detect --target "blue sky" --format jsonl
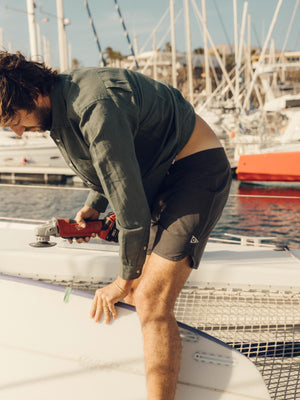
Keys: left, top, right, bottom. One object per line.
{"left": 0, "top": 0, "right": 299, "bottom": 69}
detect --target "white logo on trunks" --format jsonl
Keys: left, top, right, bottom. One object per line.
{"left": 190, "top": 235, "right": 199, "bottom": 244}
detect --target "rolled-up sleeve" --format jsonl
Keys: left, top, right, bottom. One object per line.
{"left": 85, "top": 189, "right": 108, "bottom": 212}
{"left": 80, "top": 100, "right": 151, "bottom": 280}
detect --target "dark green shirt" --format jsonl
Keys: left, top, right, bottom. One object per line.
{"left": 49, "top": 67, "right": 195, "bottom": 280}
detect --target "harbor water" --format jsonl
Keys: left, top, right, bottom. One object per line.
{"left": 0, "top": 178, "right": 299, "bottom": 249}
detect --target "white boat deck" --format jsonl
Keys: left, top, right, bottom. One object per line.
{"left": 1, "top": 221, "right": 300, "bottom": 400}
{"left": 1, "top": 221, "right": 299, "bottom": 292}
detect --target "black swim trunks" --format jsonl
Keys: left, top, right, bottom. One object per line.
{"left": 147, "top": 147, "right": 232, "bottom": 268}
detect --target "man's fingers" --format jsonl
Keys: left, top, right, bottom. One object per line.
{"left": 95, "top": 296, "right": 103, "bottom": 322}
{"left": 90, "top": 291, "right": 117, "bottom": 324}
{"left": 103, "top": 304, "right": 111, "bottom": 324}
{"left": 110, "top": 303, "right": 117, "bottom": 320}
{"left": 89, "top": 295, "right": 98, "bottom": 318}
{"left": 103, "top": 303, "right": 117, "bottom": 324}
{"left": 75, "top": 215, "right": 86, "bottom": 229}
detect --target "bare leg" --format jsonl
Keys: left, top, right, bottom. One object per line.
{"left": 123, "top": 255, "right": 150, "bottom": 306}
{"left": 133, "top": 252, "right": 192, "bottom": 400}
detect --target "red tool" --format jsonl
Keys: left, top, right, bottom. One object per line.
{"left": 30, "top": 214, "right": 117, "bottom": 247}
{"left": 56, "top": 218, "right": 104, "bottom": 239}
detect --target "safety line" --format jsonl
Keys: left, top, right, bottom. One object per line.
{"left": 230, "top": 194, "right": 300, "bottom": 200}
{"left": 84, "top": 0, "right": 106, "bottom": 67}
{"left": 113, "top": 0, "right": 139, "bottom": 70}
{"left": 0, "top": 216, "right": 47, "bottom": 223}
{"left": 1, "top": 184, "right": 299, "bottom": 199}
{"left": 284, "top": 247, "right": 300, "bottom": 265}
{"left": 209, "top": 236, "right": 275, "bottom": 248}
{"left": 0, "top": 183, "right": 89, "bottom": 191}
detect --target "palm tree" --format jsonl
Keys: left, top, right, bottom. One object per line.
{"left": 105, "top": 47, "right": 123, "bottom": 66}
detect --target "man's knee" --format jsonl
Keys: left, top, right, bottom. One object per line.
{"left": 134, "top": 285, "right": 156, "bottom": 315}
{"left": 133, "top": 253, "right": 192, "bottom": 324}
{"left": 134, "top": 283, "right": 175, "bottom": 329}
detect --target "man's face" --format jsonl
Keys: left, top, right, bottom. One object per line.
{"left": 9, "top": 104, "right": 52, "bottom": 136}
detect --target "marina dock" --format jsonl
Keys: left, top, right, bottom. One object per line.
{"left": 0, "top": 165, "right": 77, "bottom": 184}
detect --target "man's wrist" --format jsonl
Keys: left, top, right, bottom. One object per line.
{"left": 115, "top": 275, "right": 134, "bottom": 290}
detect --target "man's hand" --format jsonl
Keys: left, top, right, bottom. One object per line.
{"left": 90, "top": 276, "right": 134, "bottom": 324}
{"left": 68, "top": 205, "right": 100, "bottom": 244}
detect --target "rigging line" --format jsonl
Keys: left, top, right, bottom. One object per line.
{"left": 83, "top": 0, "right": 106, "bottom": 67}
{"left": 293, "top": 24, "right": 300, "bottom": 50}
{"left": 113, "top": 0, "right": 139, "bottom": 70}
{"left": 0, "top": 183, "right": 89, "bottom": 191}
{"left": 215, "top": 1, "right": 254, "bottom": 111}
{"left": 242, "top": 0, "right": 284, "bottom": 112}
{"left": 279, "top": 0, "right": 300, "bottom": 58}
{"left": 0, "top": 216, "right": 47, "bottom": 223}
{"left": 284, "top": 247, "right": 300, "bottom": 265}
{"left": 211, "top": 0, "right": 252, "bottom": 108}
{"left": 0, "top": 184, "right": 299, "bottom": 198}
{"left": 191, "top": 0, "right": 236, "bottom": 104}
{"left": 212, "top": 0, "right": 234, "bottom": 55}
{"left": 196, "top": 64, "right": 237, "bottom": 111}
{"left": 1, "top": 184, "right": 299, "bottom": 199}
{"left": 38, "top": 1, "right": 58, "bottom": 19}
{"left": 140, "top": 9, "right": 183, "bottom": 75}
{"left": 251, "top": 21, "right": 262, "bottom": 49}
{"left": 209, "top": 236, "right": 275, "bottom": 248}
{"left": 230, "top": 194, "right": 300, "bottom": 200}
{"left": 138, "top": 6, "right": 170, "bottom": 55}
{"left": 4, "top": 0, "right": 27, "bottom": 15}
{"left": 193, "top": 6, "right": 219, "bottom": 84}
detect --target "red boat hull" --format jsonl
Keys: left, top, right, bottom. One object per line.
{"left": 237, "top": 152, "right": 300, "bottom": 182}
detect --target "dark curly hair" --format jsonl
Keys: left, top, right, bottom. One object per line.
{"left": 0, "top": 51, "right": 59, "bottom": 126}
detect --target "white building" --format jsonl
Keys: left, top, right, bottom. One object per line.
{"left": 120, "top": 50, "right": 220, "bottom": 75}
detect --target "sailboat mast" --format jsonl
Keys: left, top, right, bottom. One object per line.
{"left": 242, "top": 0, "right": 283, "bottom": 112}
{"left": 170, "top": 0, "right": 177, "bottom": 88}
{"left": 184, "top": 0, "right": 193, "bottom": 103}
{"left": 152, "top": 30, "right": 158, "bottom": 80}
{"left": 236, "top": 1, "right": 248, "bottom": 107}
{"left": 56, "top": 0, "right": 68, "bottom": 71}
{"left": 0, "top": 28, "right": 3, "bottom": 50}
{"left": 279, "top": 0, "right": 300, "bottom": 80}
{"left": 26, "top": 0, "right": 38, "bottom": 61}
{"left": 233, "top": 0, "right": 239, "bottom": 109}
{"left": 202, "top": 0, "right": 211, "bottom": 97}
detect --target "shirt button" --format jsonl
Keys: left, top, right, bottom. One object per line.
{"left": 55, "top": 138, "right": 60, "bottom": 143}
{"left": 68, "top": 163, "right": 72, "bottom": 167}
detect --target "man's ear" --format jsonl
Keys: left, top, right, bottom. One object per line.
{"left": 34, "top": 93, "right": 51, "bottom": 108}
{"left": 33, "top": 93, "right": 43, "bottom": 106}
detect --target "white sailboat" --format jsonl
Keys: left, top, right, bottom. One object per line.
{"left": 0, "top": 1, "right": 299, "bottom": 398}
{"left": 0, "top": 218, "right": 299, "bottom": 399}
{"left": 0, "top": 129, "right": 75, "bottom": 183}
